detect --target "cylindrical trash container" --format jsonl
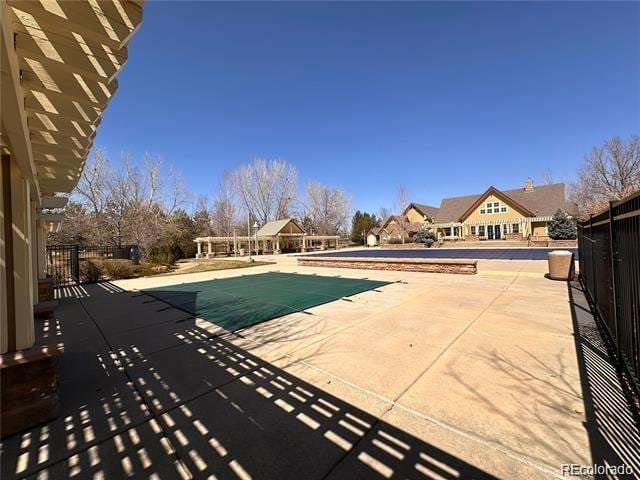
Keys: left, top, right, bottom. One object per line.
{"left": 239, "top": 248, "right": 246, "bottom": 256}
{"left": 548, "top": 250, "right": 574, "bottom": 280}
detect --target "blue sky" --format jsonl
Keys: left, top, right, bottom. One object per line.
{"left": 94, "top": 1, "right": 640, "bottom": 213}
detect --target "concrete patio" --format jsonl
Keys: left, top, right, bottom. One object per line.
{"left": 1, "top": 262, "right": 638, "bottom": 479}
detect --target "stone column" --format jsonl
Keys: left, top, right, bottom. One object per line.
{"left": 207, "top": 240, "right": 212, "bottom": 258}
{"left": 197, "top": 241, "right": 202, "bottom": 258}
{"left": 301, "top": 235, "right": 307, "bottom": 252}
{"left": 275, "top": 235, "right": 281, "bottom": 254}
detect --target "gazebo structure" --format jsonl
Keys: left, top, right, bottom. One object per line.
{"left": 195, "top": 218, "right": 340, "bottom": 257}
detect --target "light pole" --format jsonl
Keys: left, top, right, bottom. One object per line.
{"left": 253, "top": 221, "right": 259, "bottom": 255}
{"left": 246, "top": 211, "right": 253, "bottom": 262}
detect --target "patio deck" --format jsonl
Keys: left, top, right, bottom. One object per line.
{"left": 1, "top": 264, "right": 638, "bottom": 479}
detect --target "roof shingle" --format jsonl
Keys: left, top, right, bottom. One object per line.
{"left": 256, "top": 218, "right": 304, "bottom": 236}
{"left": 409, "top": 203, "right": 440, "bottom": 220}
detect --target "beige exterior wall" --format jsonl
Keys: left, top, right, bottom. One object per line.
{"left": 367, "top": 233, "right": 378, "bottom": 246}
{"left": 405, "top": 207, "right": 426, "bottom": 224}
{"left": 463, "top": 194, "right": 528, "bottom": 223}
{"left": 382, "top": 221, "right": 402, "bottom": 238}
{"left": 532, "top": 222, "right": 548, "bottom": 237}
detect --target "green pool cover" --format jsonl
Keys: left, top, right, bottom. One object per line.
{"left": 143, "top": 272, "right": 390, "bottom": 332}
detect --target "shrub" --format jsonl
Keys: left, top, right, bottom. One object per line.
{"left": 101, "top": 259, "right": 135, "bottom": 280}
{"left": 548, "top": 209, "right": 577, "bottom": 240}
{"left": 80, "top": 259, "right": 103, "bottom": 283}
{"left": 414, "top": 226, "right": 437, "bottom": 244}
{"left": 387, "top": 236, "right": 403, "bottom": 244}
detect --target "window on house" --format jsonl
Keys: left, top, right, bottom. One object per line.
{"left": 493, "top": 202, "right": 499, "bottom": 208}
{"left": 480, "top": 209, "right": 486, "bottom": 214}
{"left": 478, "top": 225, "right": 485, "bottom": 236}
{"left": 512, "top": 223, "right": 519, "bottom": 233}
{"left": 444, "top": 227, "right": 451, "bottom": 236}
{"left": 486, "top": 208, "right": 493, "bottom": 214}
{"left": 500, "top": 207, "right": 507, "bottom": 213}
{"left": 471, "top": 226, "right": 476, "bottom": 235}
{"left": 486, "top": 202, "right": 492, "bottom": 208}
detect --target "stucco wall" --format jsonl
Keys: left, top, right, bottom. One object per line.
{"left": 532, "top": 222, "right": 548, "bottom": 237}
{"left": 405, "top": 207, "right": 426, "bottom": 224}
{"left": 463, "top": 193, "right": 528, "bottom": 222}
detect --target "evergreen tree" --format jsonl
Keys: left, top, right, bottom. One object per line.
{"left": 350, "top": 211, "right": 380, "bottom": 243}
{"left": 414, "top": 225, "right": 437, "bottom": 244}
{"left": 547, "top": 209, "right": 577, "bottom": 240}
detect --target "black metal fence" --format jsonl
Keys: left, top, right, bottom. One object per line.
{"left": 577, "top": 191, "right": 640, "bottom": 390}
{"left": 46, "top": 244, "right": 139, "bottom": 287}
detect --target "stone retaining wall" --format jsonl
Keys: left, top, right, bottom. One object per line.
{"left": 529, "top": 239, "right": 578, "bottom": 248}
{"left": 298, "top": 257, "right": 477, "bottom": 274}
{"left": 379, "top": 243, "right": 427, "bottom": 249}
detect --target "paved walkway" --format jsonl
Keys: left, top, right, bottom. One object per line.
{"left": 1, "top": 265, "right": 638, "bottom": 479}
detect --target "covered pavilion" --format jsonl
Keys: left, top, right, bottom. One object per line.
{"left": 195, "top": 218, "right": 340, "bottom": 257}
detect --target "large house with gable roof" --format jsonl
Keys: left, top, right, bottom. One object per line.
{"left": 379, "top": 179, "right": 571, "bottom": 242}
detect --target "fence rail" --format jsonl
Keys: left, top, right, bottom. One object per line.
{"left": 46, "top": 244, "right": 139, "bottom": 287}
{"left": 577, "top": 190, "right": 640, "bottom": 391}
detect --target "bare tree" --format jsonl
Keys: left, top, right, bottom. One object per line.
{"left": 541, "top": 168, "right": 556, "bottom": 185}
{"left": 304, "top": 181, "right": 352, "bottom": 235}
{"left": 66, "top": 148, "right": 191, "bottom": 252}
{"left": 74, "top": 148, "right": 112, "bottom": 244}
{"left": 378, "top": 207, "right": 392, "bottom": 222}
{"left": 75, "top": 147, "right": 111, "bottom": 214}
{"left": 234, "top": 158, "right": 298, "bottom": 224}
{"left": 571, "top": 135, "right": 640, "bottom": 216}
{"left": 211, "top": 170, "right": 239, "bottom": 236}
{"left": 393, "top": 186, "right": 412, "bottom": 242}
{"left": 393, "top": 186, "right": 411, "bottom": 215}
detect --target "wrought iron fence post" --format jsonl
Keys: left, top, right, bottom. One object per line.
{"left": 608, "top": 201, "right": 621, "bottom": 364}
{"left": 589, "top": 214, "right": 596, "bottom": 306}
{"left": 71, "top": 244, "right": 80, "bottom": 283}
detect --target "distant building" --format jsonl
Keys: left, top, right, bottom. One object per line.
{"left": 380, "top": 179, "right": 570, "bottom": 242}
{"left": 378, "top": 203, "right": 439, "bottom": 243}
{"left": 366, "top": 227, "right": 381, "bottom": 246}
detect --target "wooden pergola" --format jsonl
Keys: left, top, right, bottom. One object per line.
{"left": 1, "top": 0, "right": 143, "bottom": 354}
{"left": 194, "top": 219, "right": 340, "bottom": 257}
{"left": 427, "top": 216, "right": 555, "bottom": 240}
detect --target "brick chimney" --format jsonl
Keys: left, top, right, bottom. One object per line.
{"left": 524, "top": 177, "right": 534, "bottom": 192}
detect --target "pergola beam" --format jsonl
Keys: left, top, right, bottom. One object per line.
{"left": 8, "top": 1, "right": 142, "bottom": 51}
{"left": 3, "top": 1, "right": 142, "bottom": 196}
{"left": 14, "top": 27, "right": 129, "bottom": 83}
{"left": 40, "top": 195, "right": 68, "bottom": 209}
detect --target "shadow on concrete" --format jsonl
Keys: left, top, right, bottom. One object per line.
{"left": 566, "top": 280, "right": 640, "bottom": 477}
{"left": 1, "top": 281, "right": 498, "bottom": 479}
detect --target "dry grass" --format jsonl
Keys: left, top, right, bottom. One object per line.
{"left": 167, "top": 259, "right": 275, "bottom": 275}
